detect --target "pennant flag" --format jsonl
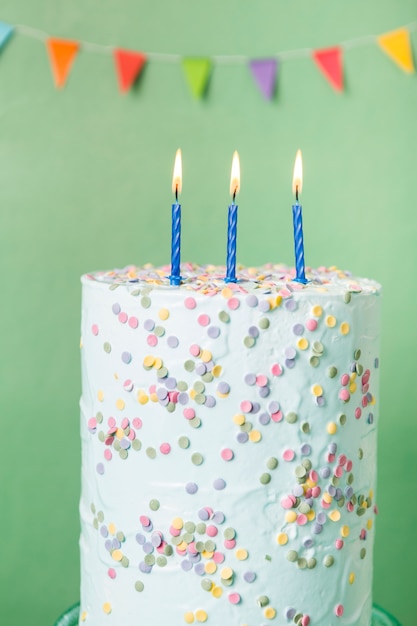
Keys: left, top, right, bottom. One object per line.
{"left": 0, "top": 21, "right": 14, "bottom": 51}
{"left": 248, "top": 58, "right": 277, "bottom": 100}
{"left": 182, "top": 58, "right": 212, "bottom": 99}
{"left": 312, "top": 46, "right": 343, "bottom": 92}
{"left": 377, "top": 28, "right": 414, "bottom": 73}
{"left": 113, "top": 49, "right": 147, "bottom": 92}
{"left": 46, "top": 38, "right": 80, "bottom": 88}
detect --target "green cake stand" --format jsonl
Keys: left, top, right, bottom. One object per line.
{"left": 54, "top": 603, "right": 401, "bottom": 625}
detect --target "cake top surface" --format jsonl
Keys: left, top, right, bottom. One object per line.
{"left": 82, "top": 263, "right": 381, "bottom": 297}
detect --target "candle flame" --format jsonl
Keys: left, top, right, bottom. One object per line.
{"left": 292, "top": 149, "right": 303, "bottom": 195}
{"left": 172, "top": 149, "right": 182, "bottom": 196}
{"left": 230, "top": 150, "right": 240, "bottom": 198}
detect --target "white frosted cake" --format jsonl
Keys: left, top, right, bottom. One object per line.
{"left": 79, "top": 263, "right": 381, "bottom": 625}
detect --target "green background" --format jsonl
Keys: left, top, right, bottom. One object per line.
{"left": 0, "top": 0, "right": 416, "bottom": 624}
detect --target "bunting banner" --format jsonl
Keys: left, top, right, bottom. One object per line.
{"left": 2, "top": 19, "right": 417, "bottom": 98}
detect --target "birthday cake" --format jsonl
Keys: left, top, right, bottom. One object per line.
{"left": 79, "top": 263, "right": 381, "bottom": 626}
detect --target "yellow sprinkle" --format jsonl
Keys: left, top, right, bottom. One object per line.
{"left": 158, "top": 308, "right": 169, "bottom": 320}
{"left": 367, "top": 519, "right": 373, "bottom": 530}
{"left": 268, "top": 297, "right": 276, "bottom": 309}
{"left": 195, "top": 610, "right": 208, "bottom": 623}
{"left": 326, "top": 315, "right": 336, "bottom": 327}
{"left": 275, "top": 295, "right": 283, "bottom": 307}
{"left": 312, "top": 304, "right": 323, "bottom": 317}
{"left": 102, "top": 603, "right": 112, "bottom": 614}
{"left": 277, "top": 533, "right": 288, "bottom": 546}
{"left": 138, "top": 391, "right": 149, "bottom": 405}
{"left": 153, "top": 357, "right": 163, "bottom": 370}
{"left": 114, "top": 373, "right": 119, "bottom": 380}
{"left": 172, "top": 517, "right": 184, "bottom": 530}
{"left": 311, "top": 384, "right": 323, "bottom": 397}
{"left": 306, "top": 477, "right": 316, "bottom": 488}
{"left": 184, "top": 612, "right": 195, "bottom": 624}
{"left": 323, "top": 492, "right": 333, "bottom": 504}
{"left": 80, "top": 611, "right": 87, "bottom": 622}
{"left": 349, "top": 572, "right": 355, "bottom": 585}
{"left": 349, "top": 382, "right": 357, "bottom": 394}
{"left": 212, "top": 585, "right": 223, "bottom": 598}
{"left": 340, "top": 322, "right": 350, "bottom": 335}
{"left": 235, "top": 548, "right": 248, "bottom": 561}
{"left": 205, "top": 561, "right": 217, "bottom": 574}
{"left": 249, "top": 430, "right": 262, "bottom": 443}
{"left": 285, "top": 511, "right": 297, "bottom": 523}
{"left": 264, "top": 607, "right": 277, "bottom": 619}
{"left": 329, "top": 510, "right": 341, "bottom": 522}
{"left": 233, "top": 414, "right": 246, "bottom": 426}
{"left": 350, "top": 372, "right": 357, "bottom": 381}
{"left": 221, "top": 566, "right": 234, "bottom": 580}
{"left": 370, "top": 395, "right": 376, "bottom": 405}
{"left": 369, "top": 489, "right": 374, "bottom": 499}
{"left": 222, "top": 287, "right": 233, "bottom": 298}
{"left": 97, "top": 390, "right": 104, "bottom": 402}
{"left": 297, "top": 337, "right": 309, "bottom": 350}
{"left": 150, "top": 393, "right": 158, "bottom": 403}
{"left": 200, "top": 350, "right": 212, "bottom": 363}
{"left": 143, "top": 355, "right": 155, "bottom": 367}
{"left": 177, "top": 541, "right": 188, "bottom": 552}
{"left": 306, "top": 510, "right": 315, "bottom": 521}
{"left": 217, "top": 392, "right": 229, "bottom": 399}
{"left": 202, "top": 550, "right": 214, "bottom": 559}
{"left": 108, "top": 523, "right": 116, "bottom": 535}
{"left": 212, "top": 365, "right": 222, "bottom": 377}
{"left": 116, "top": 428, "right": 124, "bottom": 440}
{"left": 327, "top": 422, "right": 337, "bottom": 435}
{"left": 112, "top": 549, "right": 123, "bottom": 561}
{"left": 341, "top": 525, "right": 350, "bottom": 537}
{"left": 116, "top": 398, "right": 125, "bottom": 411}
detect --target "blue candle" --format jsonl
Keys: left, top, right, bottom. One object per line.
{"left": 225, "top": 151, "right": 240, "bottom": 283}
{"left": 292, "top": 150, "right": 307, "bottom": 284}
{"left": 170, "top": 149, "right": 182, "bottom": 286}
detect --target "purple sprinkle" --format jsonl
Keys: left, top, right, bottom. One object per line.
{"left": 120, "top": 438, "right": 131, "bottom": 450}
{"left": 285, "top": 346, "right": 297, "bottom": 359}
{"left": 286, "top": 608, "right": 296, "bottom": 620}
{"left": 258, "top": 386, "right": 270, "bottom": 398}
{"left": 194, "top": 563, "right": 205, "bottom": 576}
{"left": 213, "top": 478, "right": 226, "bottom": 491}
{"left": 285, "top": 358, "right": 296, "bottom": 369}
{"left": 139, "top": 561, "right": 153, "bottom": 574}
{"left": 208, "top": 326, "right": 220, "bottom": 339}
{"left": 293, "top": 485, "right": 304, "bottom": 497}
{"left": 186, "top": 482, "right": 198, "bottom": 494}
{"left": 198, "top": 508, "right": 210, "bottom": 521}
{"left": 305, "top": 497, "right": 314, "bottom": 507}
{"left": 151, "top": 533, "right": 162, "bottom": 547}
{"left": 328, "top": 485, "right": 336, "bottom": 497}
{"left": 244, "top": 373, "right": 257, "bottom": 386}
{"left": 345, "top": 487, "right": 354, "bottom": 499}
{"left": 258, "top": 413, "right": 270, "bottom": 426}
{"left": 315, "top": 396, "right": 325, "bottom": 407}
{"left": 96, "top": 463, "right": 104, "bottom": 475}
{"left": 181, "top": 559, "right": 193, "bottom": 571}
{"left": 205, "top": 395, "right": 216, "bottom": 408}
{"left": 285, "top": 299, "right": 297, "bottom": 312}
{"left": 98, "top": 526, "right": 108, "bottom": 539}
{"left": 178, "top": 392, "right": 189, "bottom": 405}
{"left": 237, "top": 432, "right": 248, "bottom": 443}
{"left": 328, "top": 442, "right": 337, "bottom": 454}
{"left": 112, "top": 303, "right": 121, "bottom": 315}
{"left": 195, "top": 363, "right": 207, "bottom": 376}
{"left": 334, "top": 488, "right": 343, "bottom": 501}
{"left": 243, "top": 571, "right": 256, "bottom": 583}
{"left": 316, "top": 512, "right": 327, "bottom": 525}
{"left": 303, "top": 538, "right": 314, "bottom": 548}
{"left": 312, "top": 523, "right": 323, "bottom": 534}
{"left": 136, "top": 533, "right": 146, "bottom": 545}
{"left": 104, "top": 539, "right": 112, "bottom": 552}
{"left": 268, "top": 401, "right": 280, "bottom": 413}
{"left": 143, "top": 542, "right": 154, "bottom": 554}
{"left": 212, "top": 511, "right": 225, "bottom": 524}
{"left": 366, "top": 392, "right": 373, "bottom": 402}
{"left": 122, "top": 351, "right": 132, "bottom": 364}
{"left": 112, "top": 538, "right": 121, "bottom": 549}
{"left": 205, "top": 361, "right": 214, "bottom": 372}
{"left": 217, "top": 382, "right": 230, "bottom": 395}
{"left": 165, "top": 377, "right": 177, "bottom": 390}
{"left": 159, "top": 397, "right": 169, "bottom": 407}
{"left": 144, "top": 319, "right": 155, "bottom": 331}
{"left": 167, "top": 336, "right": 179, "bottom": 348}
{"left": 300, "top": 443, "right": 311, "bottom": 456}
{"left": 142, "top": 522, "right": 153, "bottom": 533}
{"left": 350, "top": 361, "right": 357, "bottom": 372}
{"left": 157, "top": 387, "right": 168, "bottom": 400}
{"left": 246, "top": 295, "right": 258, "bottom": 308}
{"left": 320, "top": 466, "right": 331, "bottom": 479}
{"left": 251, "top": 401, "right": 261, "bottom": 414}
{"left": 292, "top": 323, "right": 304, "bottom": 336}
{"left": 259, "top": 300, "right": 270, "bottom": 312}
{"left": 248, "top": 326, "right": 260, "bottom": 338}
{"left": 189, "top": 553, "right": 201, "bottom": 563}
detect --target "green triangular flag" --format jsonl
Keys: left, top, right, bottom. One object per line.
{"left": 182, "top": 57, "right": 212, "bottom": 99}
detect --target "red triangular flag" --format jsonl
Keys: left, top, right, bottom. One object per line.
{"left": 46, "top": 38, "right": 80, "bottom": 88}
{"left": 113, "top": 49, "right": 147, "bottom": 93}
{"left": 312, "top": 46, "right": 343, "bottom": 92}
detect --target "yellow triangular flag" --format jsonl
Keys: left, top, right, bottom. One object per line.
{"left": 377, "top": 28, "right": 414, "bottom": 73}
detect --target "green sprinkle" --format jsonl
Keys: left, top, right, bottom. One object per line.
{"left": 156, "top": 556, "right": 167, "bottom": 567}
{"left": 307, "top": 557, "right": 317, "bottom": 569}
{"left": 205, "top": 540, "right": 215, "bottom": 552}
{"left": 201, "top": 373, "right": 214, "bottom": 383}
{"left": 258, "top": 318, "right": 270, "bottom": 330}
{"left": 98, "top": 431, "right": 105, "bottom": 442}
{"left": 354, "top": 349, "right": 361, "bottom": 360}
{"left": 189, "top": 417, "right": 201, "bottom": 429}
{"left": 358, "top": 448, "right": 364, "bottom": 459}
{"left": 301, "top": 459, "right": 312, "bottom": 471}
{"left": 178, "top": 436, "right": 190, "bottom": 449}
{"left": 116, "top": 531, "right": 125, "bottom": 542}
{"left": 344, "top": 291, "right": 352, "bottom": 303}
{"left": 224, "top": 527, "right": 236, "bottom": 540}
{"left": 144, "top": 554, "right": 155, "bottom": 566}
{"left": 323, "top": 555, "right": 334, "bottom": 567}
{"left": 356, "top": 363, "right": 364, "bottom": 376}
{"left": 97, "top": 511, "right": 104, "bottom": 523}
{"left": 93, "top": 518, "right": 98, "bottom": 530}
{"left": 285, "top": 412, "right": 298, "bottom": 424}
{"left": 339, "top": 413, "right": 347, "bottom": 426}
{"left": 90, "top": 503, "right": 96, "bottom": 514}
{"left": 240, "top": 421, "right": 252, "bottom": 433}
{"left": 194, "top": 393, "right": 206, "bottom": 405}
{"left": 310, "top": 356, "right": 320, "bottom": 368}
{"left": 166, "top": 402, "right": 176, "bottom": 413}
{"left": 157, "top": 367, "right": 168, "bottom": 378}
{"left": 149, "top": 499, "right": 160, "bottom": 511}
{"left": 196, "top": 523, "right": 206, "bottom": 534}
{"left": 183, "top": 533, "right": 194, "bottom": 544}
{"left": 219, "top": 311, "right": 230, "bottom": 323}
{"left": 301, "top": 421, "right": 310, "bottom": 434}
{"left": 298, "top": 502, "right": 310, "bottom": 514}
{"left": 164, "top": 545, "right": 173, "bottom": 556}
{"left": 297, "top": 558, "right": 307, "bottom": 569}
{"left": 195, "top": 541, "right": 205, "bottom": 552}
{"left": 154, "top": 325, "right": 165, "bottom": 337}
{"left": 184, "top": 360, "right": 195, "bottom": 372}
{"left": 266, "top": 457, "right": 278, "bottom": 470}
{"left": 194, "top": 381, "right": 205, "bottom": 393}
{"left": 177, "top": 381, "right": 188, "bottom": 391}
{"left": 184, "top": 521, "right": 196, "bottom": 533}
{"left": 146, "top": 447, "right": 156, "bottom": 459}
{"left": 96, "top": 411, "right": 103, "bottom": 423}
{"left": 257, "top": 595, "right": 269, "bottom": 607}
{"left": 286, "top": 550, "right": 298, "bottom": 562}
{"left": 260, "top": 473, "right": 271, "bottom": 485}
{"left": 360, "top": 548, "right": 367, "bottom": 559}
{"left": 132, "top": 439, "right": 142, "bottom": 451}
{"left": 141, "top": 296, "right": 151, "bottom": 308}
{"left": 265, "top": 554, "right": 272, "bottom": 561}
{"left": 121, "top": 556, "right": 129, "bottom": 568}
{"left": 312, "top": 341, "right": 324, "bottom": 355}
{"left": 103, "top": 342, "right": 112, "bottom": 353}
{"left": 295, "top": 465, "right": 306, "bottom": 478}
{"left": 201, "top": 579, "right": 213, "bottom": 591}
{"left": 327, "top": 366, "right": 338, "bottom": 378}
{"left": 119, "top": 449, "right": 128, "bottom": 460}
{"left": 191, "top": 452, "right": 204, "bottom": 466}
{"left": 135, "top": 581, "right": 144, "bottom": 592}
{"left": 130, "top": 289, "right": 141, "bottom": 297}
{"left": 244, "top": 336, "right": 256, "bottom": 348}
{"left": 113, "top": 439, "right": 121, "bottom": 452}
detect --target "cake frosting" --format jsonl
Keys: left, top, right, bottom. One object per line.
{"left": 79, "top": 263, "right": 381, "bottom": 626}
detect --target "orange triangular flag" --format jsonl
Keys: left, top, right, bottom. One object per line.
{"left": 312, "top": 46, "right": 343, "bottom": 92}
{"left": 46, "top": 38, "right": 80, "bottom": 88}
{"left": 377, "top": 28, "right": 414, "bottom": 73}
{"left": 113, "top": 49, "right": 147, "bottom": 92}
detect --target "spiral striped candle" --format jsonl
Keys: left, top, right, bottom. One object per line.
{"left": 170, "top": 200, "right": 181, "bottom": 285}
{"left": 292, "top": 200, "right": 307, "bottom": 283}
{"left": 226, "top": 202, "right": 238, "bottom": 282}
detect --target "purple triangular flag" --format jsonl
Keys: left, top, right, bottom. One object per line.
{"left": 249, "top": 58, "right": 277, "bottom": 100}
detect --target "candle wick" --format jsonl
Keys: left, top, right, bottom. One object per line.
{"left": 175, "top": 185, "right": 178, "bottom": 203}
{"left": 232, "top": 187, "right": 237, "bottom": 203}
{"left": 295, "top": 185, "right": 299, "bottom": 203}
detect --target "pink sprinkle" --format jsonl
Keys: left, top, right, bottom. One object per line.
{"left": 213, "top": 551, "right": 225, "bottom": 564}
{"left": 168, "top": 391, "right": 179, "bottom": 403}
{"left": 312, "top": 486, "right": 321, "bottom": 498}
{"left": 334, "top": 466, "right": 344, "bottom": 478}
{"left": 184, "top": 297, "right": 196, "bottom": 309}
{"left": 271, "top": 410, "right": 283, "bottom": 422}
{"left": 221, "top": 448, "right": 234, "bottom": 462}
{"left": 170, "top": 526, "right": 181, "bottom": 537}
{"left": 157, "top": 541, "right": 167, "bottom": 554}
{"left": 121, "top": 417, "right": 129, "bottom": 429}
{"left": 240, "top": 400, "right": 253, "bottom": 413}
{"left": 123, "top": 379, "right": 133, "bottom": 392}
{"left": 346, "top": 460, "right": 353, "bottom": 472}
{"left": 104, "top": 437, "right": 114, "bottom": 446}
{"left": 360, "top": 529, "right": 367, "bottom": 540}
{"left": 118, "top": 312, "right": 128, "bottom": 324}
{"left": 88, "top": 417, "right": 97, "bottom": 430}
{"left": 224, "top": 539, "right": 236, "bottom": 549}
{"left": 362, "top": 383, "right": 370, "bottom": 394}
{"left": 140, "top": 515, "right": 151, "bottom": 527}
{"left": 355, "top": 407, "right": 362, "bottom": 419}
{"left": 91, "top": 324, "right": 99, "bottom": 336}
{"left": 104, "top": 449, "right": 112, "bottom": 461}
{"left": 227, "top": 297, "right": 240, "bottom": 310}
{"left": 228, "top": 593, "right": 241, "bottom": 605}
{"left": 271, "top": 363, "right": 283, "bottom": 376}
{"left": 297, "top": 514, "right": 308, "bottom": 526}
{"left": 188, "top": 542, "right": 198, "bottom": 555}
{"left": 305, "top": 488, "right": 312, "bottom": 499}
{"left": 132, "top": 418, "right": 142, "bottom": 429}
{"left": 339, "top": 388, "right": 350, "bottom": 402}
{"left": 281, "top": 496, "right": 295, "bottom": 510}
{"left": 108, "top": 417, "right": 116, "bottom": 428}
{"left": 206, "top": 525, "right": 218, "bottom": 537}
{"left": 321, "top": 499, "right": 331, "bottom": 510}
{"left": 338, "top": 454, "right": 347, "bottom": 466}
{"left": 256, "top": 374, "right": 268, "bottom": 387}
{"left": 301, "top": 617, "right": 310, "bottom": 626}
{"left": 327, "top": 453, "right": 336, "bottom": 463}
{"left": 362, "top": 370, "right": 370, "bottom": 384}
{"left": 189, "top": 344, "right": 201, "bottom": 357}
{"left": 128, "top": 316, "right": 139, "bottom": 329}
{"left": 149, "top": 385, "right": 156, "bottom": 394}
{"left": 160, "top": 443, "right": 171, "bottom": 455}
{"left": 347, "top": 501, "right": 354, "bottom": 513}
{"left": 305, "top": 319, "right": 318, "bottom": 331}
{"left": 197, "top": 314, "right": 210, "bottom": 327}
{"left": 335, "top": 604, "right": 344, "bottom": 617}
{"left": 362, "top": 396, "right": 369, "bottom": 407}
{"left": 335, "top": 539, "right": 344, "bottom": 550}
{"left": 147, "top": 334, "right": 158, "bottom": 346}
{"left": 309, "top": 470, "right": 318, "bottom": 482}
{"left": 340, "top": 373, "right": 350, "bottom": 386}
{"left": 176, "top": 547, "right": 187, "bottom": 556}
{"left": 183, "top": 407, "right": 195, "bottom": 420}
{"left": 282, "top": 449, "right": 295, "bottom": 462}
{"left": 108, "top": 568, "right": 116, "bottom": 579}
{"left": 128, "top": 430, "right": 136, "bottom": 441}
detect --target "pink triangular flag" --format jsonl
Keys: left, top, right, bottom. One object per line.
{"left": 312, "top": 46, "right": 343, "bottom": 92}
{"left": 248, "top": 58, "right": 277, "bottom": 100}
{"left": 113, "top": 49, "right": 147, "bottom": 92}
